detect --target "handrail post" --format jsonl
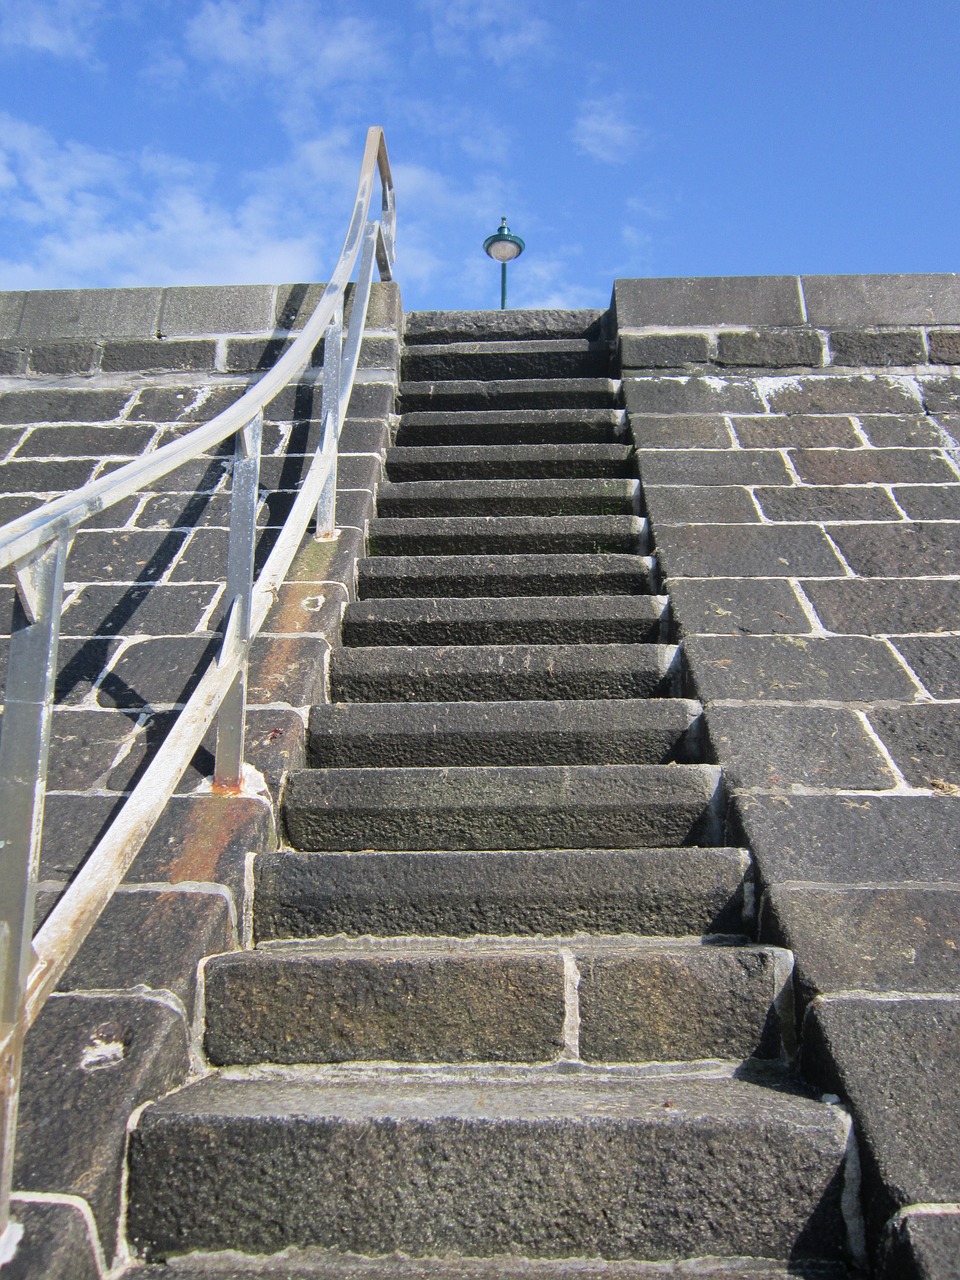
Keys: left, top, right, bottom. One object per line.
{"left": 214, "top": 412, "right": 263, "bottom": 791}
{"left": 315, "top": 297, "right": 343, "bottom": 541}
{"left": 0, "top": 535, "right": 69, "bottom": 1253}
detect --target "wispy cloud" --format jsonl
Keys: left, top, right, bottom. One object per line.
{"left": 0, "top": 0, "right": 103, "bottom": 59}
{"left": 418, "top": 0, "right": 551, "bottom": 67}
{"left": 572, "top": 97, "right": 643, "bottom": 164}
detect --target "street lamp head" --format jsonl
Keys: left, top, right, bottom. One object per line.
{"left": 483, "top": 217, "right": 525, "bottom": 263}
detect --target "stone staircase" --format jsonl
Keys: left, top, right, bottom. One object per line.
{"left": 128, "top": 312, "right": 855, "bottom": 1274}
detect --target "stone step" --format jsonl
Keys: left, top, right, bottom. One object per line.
{"left": 404, "top": 308, "right": 607, "bottom": 344}
{"left": 401, "top": 341, "right": 611, "bottom": 382}
{"left": 385, "top": 444, "right": 636, "bottom": 483}
{"left": 329, "top": 643, "right": 680, "bottom": 704}
{"left": 357, "top": 554, "right": 657, "bottom": 599}
{"left": 395, "top": 409, "right": 626, "bottom": 447}
{"left": 127, "top": 1071, "right": 850, "bottom": 1263}
{"left": 341, "top": 594, "right": 669, "bottom": 647}
{"left": 282, "top": 762, "right": 723, "bottom": 852}
{"left": 201, "top": 937, "right": 791, "bottom": 1068}
{"left": 307, "top": 698, "right": 701, "bottom": 768}
{"left": 367, "top": 516, "right": 648, "bottom": 557}
{"left": 139, "top": 1249, "right": 852, "bottom": 1278}
{"left": 376, "top": 479, "right": 641, "bottom": 519}
{"left": 398, "top": 379, "right": 620, "bottom": 414}
{"left": 253, "top": 846, "right": 752, "bottom": 942}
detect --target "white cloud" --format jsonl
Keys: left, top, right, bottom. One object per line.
{"left": 418, "top": 0, "right": 551, "bottom": 66}
{"left": 0, "top": 0, "right": 102, "bottom": 58}
{"left": 572, "top": 98, "right": 642, "bottom": 164}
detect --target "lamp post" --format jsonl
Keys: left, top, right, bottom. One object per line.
{"left": 483, "top": 217, "right": 525, "bottom": 309}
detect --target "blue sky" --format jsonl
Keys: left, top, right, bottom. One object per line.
{"left": 1, "top": 0, "right": 958, "bottom": 311}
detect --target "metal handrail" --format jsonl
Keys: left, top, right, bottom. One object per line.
{"left": 0, "top": 126, "right": 395, "bottom": 1262}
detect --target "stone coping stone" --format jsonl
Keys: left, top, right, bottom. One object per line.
{"left": 614, "top": 277, "right": 804, "bottom": 327}
{"left": 802, "top": 274, "right": 960, "bottom": 326}
{"left": 733, "top": 793, "right": 960, "bottom": 886}
{"left": 762, "top": 884, "right": 960, "bottom": 1003}
{"left": 801, "top": 995, "right": 960, "bottom": 1252}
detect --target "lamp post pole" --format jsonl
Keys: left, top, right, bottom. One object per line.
{"left": 483, "top": 217, "right": 525, "bottom": 310}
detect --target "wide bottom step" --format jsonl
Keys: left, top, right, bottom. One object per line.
{"left": 128, "top": 1071, "right": 850, "bottom": 1264}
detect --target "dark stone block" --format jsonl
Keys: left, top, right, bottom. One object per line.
{"left": 0, "top": 290, "right": 25, "bottom": 338}
{"left": 636, "top": 448, "right": 790, "bottom": 486}
{"left": 870, "top": 704, "right": 960, "bottom": 789}
{"left": 644, "top": 484, "right": 759, "bottom": 525}
{"left": 801, "top": 274, "right": 960, "bottom": 326}
{"left": 347, "top": 380, "right": 395, "bottom": 418}
{"left": 623, "top": 375, "right": 764, "bottom": 415}
{"left": 368, "top": 514, "right": 646, "bottom": 558}
{"left": 735, "top": 793, "right": 960, "bottom": 884}
{"left": 243, "top": 707, "right": 307, "bottom": 788}
{"left": 43, "top": 886, "right": 234, "bottom": 1016}
{"left": 685, "top": 635, "right": 918, "bottom": 703}
{"left": 13, "top": 422, "right": 157, "bottom": 458}
{"left": 402, "top": 341, "right": 610, "bottom": 383}
{"left": 716, "top": 329, "right": 823, "bottom": 368}
{"left": 658, "top": 523, "right": 845, "bottom": 578}
{"left": 927, "top": 329, "right": 960, "bottom": 364}
{"left": 37, "top": 791, "right": 275, "bottom": 899}
{"left": 204, "top": 948, "right": 565, "bottom": 1065}
{"left": 707, "top": 705, "right": 894, "bottom": 790}
{"left": 224, "top": 336, "right": 297, "bottom": 372}
{"left": 731, "top": 414, "right": 861, "bottom": 448}
{"left": 260, "top": 584, "right": 344, "bottom": 640}
{"left": 255, "top": 846, "right": 750, "bottom": 941}
{"left": 880, "top": 1211, "right": 960, "bottom": 1280}
{"left": 669, "top": 578, "right": 813, "bottom": 636}
{"left": 15, "top": 992, "right": 189, "bottom": 1256}
{"left": 0, "top": 343, "right": 26, "bottom": 374}
{"left": 5, "top": 1197, "right": 100, "bottom": 1280}
{"left": 404, "top": 307, "right": 603, "bottom": 343}
{"left": 849, "top": 414, "right": 943, "bottom": 447}
{"left": 828, "top": 329, "right": 925, "bottom": 367}
{"left": 892, "top": 484, "right": 960, "bottom": 520}
{"left": 0, "top": 457, "right": 97, "bottom": 494}
{"left": 97, "top": 635, "right": 219, "bottom": 710}
{"left": 276, "top": 281, "right": 401, "bottom": 333}
{"left": 762, "top": 884, "right": 960, "bottom": 1004}
{"left": 628, "top": 413, "right": 731, "bottom": 448}
{"left": 128, "top": 386, "right": 218, "bottom": 423}
{"left": 143, "top": 456, "right": 231, "bottom": 494}
{"left": 920, "top": 375, "right": 960, "bottom": 415}
{"left": 101, "top": 339, "right": 216, "bottom": 372}
{"left": 358, "top": 553, "right": 654, "bottom": 600}
{"left": 764, "top": 375, "right": 922, "bottom": 416}
{"left": 804, "top": 579, "right": 960, "bottom": 636}
{"left": 578, "top": 943, "right": 786, "bottom": 1061}
{"left": 0, "top": 389, "right": 129, "bottom": 424}
{"left": 619, "top": 332, "right": 710, "bottom": 368}
{"left": 43, "top": 708, "right": 138, "bottom": 790}
{"left": 829, "top": 522, "right": 960, "bottom": 577}
{"left": 65, "top": 529, "right": 188, "bottom": 584}
{"left": 801, "top": 996, "right": 960, "bottom": 1249}
{"left": 615, "top": 276, "right": 804, "bottom": 326}
{"left": 755, "top": 485, "right": 901, "bottom": 522}
{"left": 134, "top": 490, "right": 231, "bottom": 531}
{"left": 892, "top": 635, "right": 960, "bottom": 697}
{"left": 339, "top": 418, "right": 390, "bottom": 455}
{"left": 27, "top": 340, "right": 99, "bottom": 375}
{"left": 60, "top": 583, "right": 217, "bottom": 637}
{"left": 283, "top": 526, "right": 365, "bottom": 588}
{"left": 790, "top": 448, "right": 955, "bottom": 485}
{"left": 248, "top": 634, "right": 331, "bottom": 705}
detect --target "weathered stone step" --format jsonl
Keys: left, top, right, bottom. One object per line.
{"left": 367, "top": 516, "right": 648, "bottom": 557}
{"left": 127, "top": 1071, "right": 850, "bottom": 1263}
{"left": 398, "top": 379, "right": 620, "bottom": 414}
{"left": 282, "top": 763, "right": 723, "bottom": 851}
{"left": 404, "top": 308, "right": 606, "bottom": 344}
{"left": 329, "top": 643, "right": 679, "bottom": 703}
{"left": 357, "top": 554, "right": 657, "bottom": 599}
{"left": 376, "top": 479, "right": 641, "bottom": 519}
{"left": 307, "top": 699, "right": 700, "bottom": 768}
{"left": 341, "top": 594, "right": 668, "bottom": 647}
{"left": 201, "top": 937, "right": 791, "bottom": 1068}
{"left": 385, "top": 444, "right": 636, "bottom": 483}
{"left": 395, "top": 409, "right": 626, "bottom": 447}
{"left": 139, "top": 1250, "right": 852, "bottom": 1279}
{"left": 401, "top": 341, "right": 611, "bottom": 382}
{"left": 254, "top": 846, "right": 752, "bottom": 942}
